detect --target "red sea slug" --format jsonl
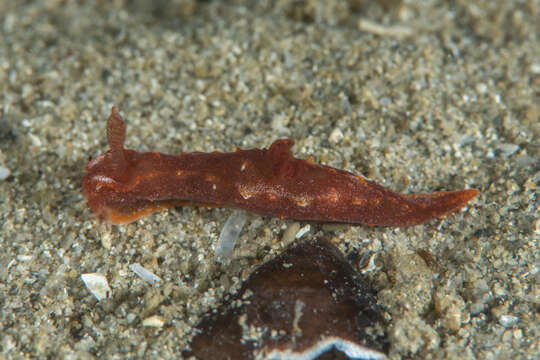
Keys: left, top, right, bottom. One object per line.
{"left": 82, "top": 107, "right": 477, "bottom": 226}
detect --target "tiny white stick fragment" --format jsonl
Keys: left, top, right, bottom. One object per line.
{"left": 295, "top": 224, "right": 311, "bottom": 239}
{"left": 358, "top": 18, "right": 413, "bottom": 39}
{"left": 129, "top": 263, "right": 162, "bottom": 285}
{"left": 214, "top": 211, "right": 248, "bottom": 264}
{"left": 81, "top": 273, "right": 111, "bottom": 301}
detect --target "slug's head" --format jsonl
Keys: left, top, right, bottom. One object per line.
{"left": 84, "top": 106, "right": 130, "bottom": 181}
{"left": 82, "top": 107, "right": 146, "bottom": 224}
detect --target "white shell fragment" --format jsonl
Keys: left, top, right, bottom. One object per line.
{"left": 267, "top": 337, "right": 386, "bottom": 360}
{"left": 495, "top": 143, "right": 520, "bottom": 157}
{"left": 214, "top": 210, "right": 248, "bottom": 264}
{"left": 295, "top": 224, "right": 311, "bottom": 239}
{"left": 81, "top": 273, "right": 111, "bottom": 301}
{"left": 129, "top": 263, "right": 161, "bottom": 285}
{"left": 142, "top": 315, "right": 165, "bottom": 328}
{"left": 0, "top": 166, "right": 10, "bottom": 180}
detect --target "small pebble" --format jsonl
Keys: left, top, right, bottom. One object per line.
{"left": 329, "top": 128, "right": 344, "bottom": 144}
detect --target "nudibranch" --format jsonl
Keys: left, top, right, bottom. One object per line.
{"left": 82, "top": 107, "right": 477, "bottom": 226}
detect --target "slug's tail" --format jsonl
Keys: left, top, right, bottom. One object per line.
{"left": 398, "top": 188, "right": 478, "bottom": 226}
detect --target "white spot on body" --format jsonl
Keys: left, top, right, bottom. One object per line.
{"left": 295, "top": 197, "right": 310, "bottom": 207}
{"left": 237, "top": 184, "right": 285, "bottom": 202}
{"left": 321, "top": 188, "right": 339, "bottom": 203}
{"left": 353, "top": 198, "right": 381, "bottom": 206}
{"left": 92, "top": 175, "right": 119, "bottom": 185}
{"left": 356, "top": 175, "right": 367, "bottom": 184}
{"left": 238, "top": 185, "right": 255, "bottom": 200}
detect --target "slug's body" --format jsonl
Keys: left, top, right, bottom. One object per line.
{"left": 82, "top": 107, "right": 477, "bottom": 226}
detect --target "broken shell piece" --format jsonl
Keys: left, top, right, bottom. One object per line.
{"left": 81, "top": 273, "right": 111, "bottom": 301}
{"left": 295, "top": 224, "right": 311, "bottom": 239}
{"left": 143, "top": 315, "right": 165, "bottom": 328}
{"left": 215, "top": 210, "right": 248, "bottom": 264}
{"left": 185, "top": 239, "right": 387, "bottom": 359}
{"left": 0, "top": 165, "right": 10, "bottom": 180}
{"left": 129, "top": 263, "right": 161, "bottom": 285}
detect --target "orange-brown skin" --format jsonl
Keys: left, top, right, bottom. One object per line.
{"left": 82, "top": 107, "right": 478, "bottom": 226}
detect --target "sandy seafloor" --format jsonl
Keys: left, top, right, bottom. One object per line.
{"left": 0, "top": 0, "right": 538, "bottom": 359}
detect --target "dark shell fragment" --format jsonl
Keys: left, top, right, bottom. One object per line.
{"left": 185, "top": 238, "right": 388, "bottom": 359}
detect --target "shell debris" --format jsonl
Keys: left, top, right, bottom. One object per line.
{"left": 143, "top": 315, "right": 165, "bottom": 328}
{"left": 81, "top": 273, "right": 111, "bottom": 301}
{"left": 129, "top": 263, "right": 162, "bottom": 285}
{"left": 214, "top": 210, "right": 248, "bottom": 264}
{"left": 185, "top": 238, "right": 388, "bottom": 359}
{"left": 0, "top": 165, "right": 10, "bottom": 180}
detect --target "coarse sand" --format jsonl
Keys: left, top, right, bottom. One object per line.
{"left": 0, "top": 1, "right": 538, "bottom": 359}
